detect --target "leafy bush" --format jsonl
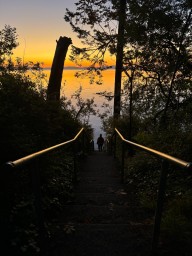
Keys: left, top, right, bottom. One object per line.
{"left": 0, "top": 71, "right": 83, "bottom": 255}
{"left": 0, "top": 73, "right": 81, "bottom": 164}
{"left": 160, "top": 194, "right": 192, "bottom": 254}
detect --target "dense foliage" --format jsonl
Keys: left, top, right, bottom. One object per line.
{"left": 65, "top": 0, "right": 192, "bottom": 129}
{"left": 0, "top": 0, "right": 192, "bottom": 252}
{"left": 65, "top": 0, "right": 192, "bottom": 252}
{"left": 0, "top": 25, "right": 88, "bottom": 255}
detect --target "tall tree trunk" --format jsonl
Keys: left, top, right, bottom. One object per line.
{"left": 129, "top": 74, "right": 133, "bottom": 140}
{"left": 47, "top": 36, "right": 72, "bottom": 101}
{"left": 123, "top": 69, "right": 134, "bottom": 140}
{"left": 113, "top": 0, "right": 126, "bottom": 119}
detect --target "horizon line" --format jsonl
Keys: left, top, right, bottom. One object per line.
{"left": 43, "top": 66, "right": 115, "bottom": 70}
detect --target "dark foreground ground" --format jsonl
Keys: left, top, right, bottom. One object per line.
{"left": 47, "top": 151, "right": 154, "bottom": 256}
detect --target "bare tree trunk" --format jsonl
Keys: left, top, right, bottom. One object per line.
{"left": 123, "top": 69, "right": 134, "bottom": 140}
{"left": 113, "top": 0, "right": 126, "bottom": 119}
{"left": 129, "top": 74, "right": 133, "bottom": 140}
{"left": 47, "top": 36, "right": 72, "bottom": 101}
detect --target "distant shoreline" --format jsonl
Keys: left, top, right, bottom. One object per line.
{"left": 43, "top": 66, "right": 115, "bottom": 70}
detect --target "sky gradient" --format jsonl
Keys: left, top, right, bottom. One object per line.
{"left": 0, "top": 0, "right": 104, "bottom": 67}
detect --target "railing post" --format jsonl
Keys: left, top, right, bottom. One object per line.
{"left": 0, "top": 164, "right": 13, "bottom": 255}
{"left": 106, "top": 139, "right": 110, "bottom": 154}
{"left": 31, "top": 159, "right": 47, "bottom": 255}
{"left": 82, "top": 129, "right": 85, "bottom": 155}
{"left": 113, "top": 132, "right": 117, "bottom": 158}
{"left": 73, "top": 142, "right": 78, "bottom": 184}
{"left": 108, "top": 137, "right": 113, "bottom": 155}
{"left": 121, "top": 141, "right": 125, "bottom": 183}
{"left": 89, "top": 139, "right": 94, "bottom": 153}
{"left": 151, "top": 160, "right": 169, "bottom": 255}
{"left": 91, "top": 140, "right": 94, "bottom": 152}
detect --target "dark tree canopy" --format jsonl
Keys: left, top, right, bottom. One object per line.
{"left": 64, "top": 0, "right": 192, "bottom": 126}
{"left": 0, "top": 25, "right": 18, "bottom": 70}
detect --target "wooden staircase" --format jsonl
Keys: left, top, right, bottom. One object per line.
{"left": 48, "top": 151, "right": 153, "bottom": 256}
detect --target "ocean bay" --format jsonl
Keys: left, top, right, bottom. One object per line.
{"left": 42, "top": 68, "right": 115, "bottom": 142}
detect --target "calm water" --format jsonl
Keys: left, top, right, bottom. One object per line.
{"left": 43, "top": 68, "right": 115, "bottom": 142}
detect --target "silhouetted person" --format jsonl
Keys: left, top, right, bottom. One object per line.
{"left": 97, "top": 134, "right": 104, "bottom": 152}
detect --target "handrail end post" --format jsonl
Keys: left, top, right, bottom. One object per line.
{"left": 186, "top": 162, "right": 192, "bottom": 171}
{"left": 113, "top": 132, "right": 117, "bottom": 159}
{"left": 31, "top": 160, "right": 47, "bottom": 253}
{"left": 2, "top": 161, "right": 16, "bottom": 172}
{"left": 121, "top": 141, "right": 125, "bottom": 183}
{"left": 73, "top": 142, "right": 78, "bottom": 184}
{"left": 151, "top": 160, "right": 168, "bottom": 254}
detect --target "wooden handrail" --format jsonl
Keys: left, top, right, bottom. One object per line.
{"left": 113, "top": 127, "right": 192, "bottom": 254}
{"left": 6, "top": 128, "right": 84, "bottom": 168}
{"left": 1, "top": 127, "right": 85, "bottom": 254}
{"left": 115, "top": 128, "right": 192, "bottom": 169}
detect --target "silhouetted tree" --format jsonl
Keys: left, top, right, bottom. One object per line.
{"left": 47, "top": 36, "right": 72, "bottom": 101}
{"left": 113, "top": 0, "right": 126, "bottom": 119}
{"left": 0, "top": 25, "right": 18, "bottom": 71}
{"left": 64, "top": 0, "right": 192, "bottom": 128}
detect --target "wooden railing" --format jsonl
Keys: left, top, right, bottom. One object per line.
{"left": 0, "top": 128, "right": 90, "bottom": 255}
{"left": 111, "top": 128, "right": 192, "bottom": 254}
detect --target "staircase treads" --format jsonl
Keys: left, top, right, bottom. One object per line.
{"left": 49, "top": 223, "right": 152, "bottom": 256}
{"left": 71, "top": 192, "right": 132, "bottom": 206}
{"left": 75, "top": 183, "right": 123, "bottom": 193}
{"left": 59, "top": 205, "right": 152, "bottom": 224}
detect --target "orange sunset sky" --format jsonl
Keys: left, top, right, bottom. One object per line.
{"left": 0, "top": 0, "right": 116, "bottom": 68}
